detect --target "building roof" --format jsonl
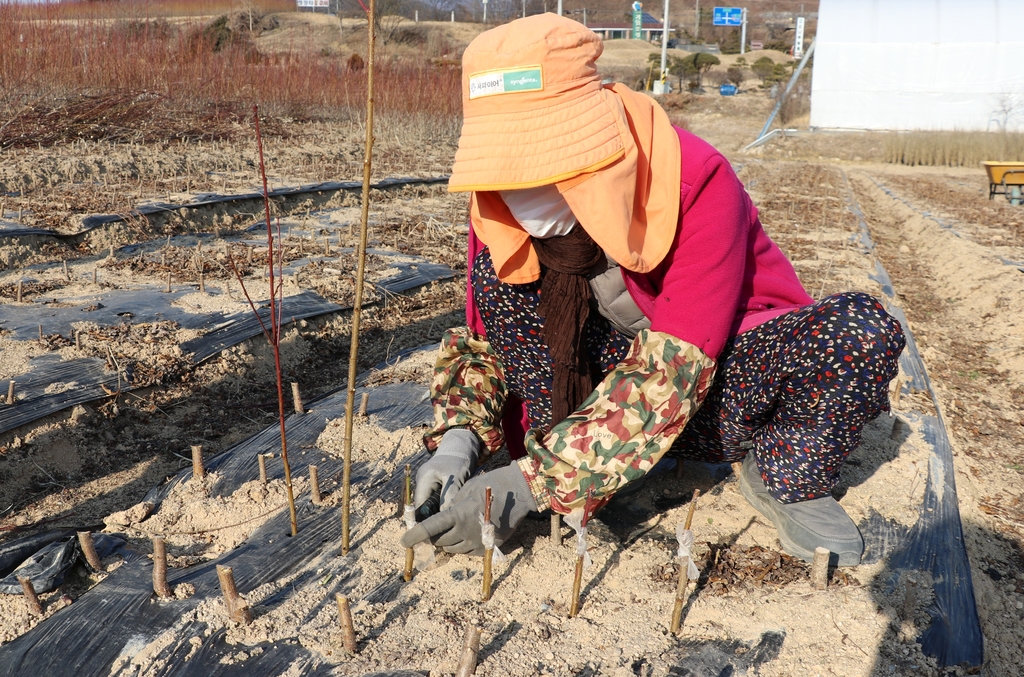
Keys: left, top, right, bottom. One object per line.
{"left": 588, "top": 13, "right": 665, "bottom": 29}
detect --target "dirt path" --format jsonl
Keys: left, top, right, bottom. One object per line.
{"left": 848, "top": 171, "right": 1024, "bottom": 674}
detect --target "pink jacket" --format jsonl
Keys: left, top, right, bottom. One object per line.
{"left": 466, "top": 127, "right": 813, "bottom": 455}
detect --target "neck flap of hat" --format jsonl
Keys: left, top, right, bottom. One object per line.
{"left": 471, "top": 84, "right": 681, "bottom": 284}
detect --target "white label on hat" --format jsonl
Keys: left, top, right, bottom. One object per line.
{"left": 468, "top": 67, "right": 543, "bottom": 99}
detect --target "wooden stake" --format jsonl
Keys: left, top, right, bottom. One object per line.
{"left": 258, "top": 454, "right": 268, "bottom": 484}
{"left": 550, "top": 513, "right": 561, "bottom": 546}
{"left": 165, "top": 272, "right": 172, "bottom": 293}
{"left": 404, "top": 464, "right": 414, "bottom": 582}
{"left": 199, "top": 271, "right": 205, "bottom": 293}
{"left": 16, "top": 279, "right": 22, "bottom": 302}
{"left": 336, "top": 594, "right": 358, "bottom": 653}
{"left": 454, "top": 625, "right": 482, "bottom": 677}
{"left": 6, "top": 380, "right": 14, "bottom": 405}
{"left": 811, "top": 546, "right": 830, "bottom": 590}
{"left": 569, "top": 488, "right": 594, "bottom": 618}
{"left": 482, "top": 486, "right": 494, "bottom": 601}
{"left": 339, "top": 0, "right": 378, "bottom": 557}
{"left": 216, "top": 565, "right": 252, "bottom": 625}
{"left": 310, "top": 465, "right": 322, "bottom": 505}
{"left": 62, "top": 259, "right": 69, "bottom": 279}
{"left": 247, "top": 246, "right": 254, "bottom": 264}
{"left": 109, "top": 244, "right": 115, "bottom": 259}
{"left": 191, "top": 445, "right": 205, "bottom": 480}
{"left": 93, "top": 268, "right": 97, "bottom": 285}
{"left": 670, "top": 488, "right": 702, "bottom": 635}
{"left": 77, "top": 531, "right": 103, "bottom": 572}
{"left": 75, "top": 331, "right": 81, "bottom": 350}
{"left": 18, "top": 577, "right": 43, "bottom": 616}
{"left": 291, "top": 382, "right": 304, "bottom": 414}
{"left": 324, "top": 236, "right": 330, "bottom": 256}
{"left": 358, "top": 392, "right": 369, "bottom": 417}
{"left": 153, "top": 536, "right": 173, "bottom": 598}
{"left": 38, "top": 324, "right": 43, "bottom": 343}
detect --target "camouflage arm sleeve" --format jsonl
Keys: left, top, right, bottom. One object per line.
{"left": 516, "top": 329, "right": 716, "bottom": 513}
{"left": 422, "top": 327, "right": 508, "bottom": 457}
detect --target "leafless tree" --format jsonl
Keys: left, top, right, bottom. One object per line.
{"left": 991, "top": 92, "right": 1023, "bottom": 132}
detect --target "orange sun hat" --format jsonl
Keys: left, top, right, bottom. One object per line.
{"left": 449, "top": 14, "right": 629, "bottom": 192}
{"left": 451, "top": 14, "right": 682, "bottom": 284}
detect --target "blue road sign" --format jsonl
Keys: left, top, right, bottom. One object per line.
{"left": 713, "top": 7, "right": 743, "bottom": 26}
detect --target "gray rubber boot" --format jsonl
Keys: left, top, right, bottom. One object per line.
{"left": 738, "top": 454, "right": 864, "bottom": 567}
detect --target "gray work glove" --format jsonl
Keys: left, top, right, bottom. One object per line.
{"left": 401, "top": 463, "right": 537, "bottom": 556}
{"left": 415, "top": 429, "right": 481, "bottom": 513}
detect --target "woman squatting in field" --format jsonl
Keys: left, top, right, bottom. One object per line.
{"left": 401, "top": 14, "right": 905, "bottom": 567}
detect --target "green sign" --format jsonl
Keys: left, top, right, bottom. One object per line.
{"left": 631, "top": 9, "right": 643, "bottom": 39}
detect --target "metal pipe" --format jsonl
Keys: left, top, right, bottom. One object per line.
{"left": 754, "top": 37, "right": 816, "bottom": 143}
{"left": 659, "top": 0, "right": 671, "bottom": 86}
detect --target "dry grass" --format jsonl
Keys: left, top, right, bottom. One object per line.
{"left": 15, "top": 0, "right": 296, "bottom": 21}
{"left": 884, "top": 131, "right": 1024, "bottom": 167}
{"left": 0, "top": 4, "right": 461, "bottom": 148}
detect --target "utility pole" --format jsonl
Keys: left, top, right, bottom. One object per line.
{"left": 740, "top": 7, "right": 747, "bottom": 54}
{"left": 659, "top": 0, "right": 671, "bottom": 91}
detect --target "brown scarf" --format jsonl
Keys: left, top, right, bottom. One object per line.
{"left": 532, "top": 226, "right": 605, "bottom": 429}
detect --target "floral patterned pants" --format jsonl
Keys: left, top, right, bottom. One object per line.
{"left": 474, "top": 247, "right": 905, "bottom": 504}
{"left": 673, "top": 292, "right": 905, "bottom": 503}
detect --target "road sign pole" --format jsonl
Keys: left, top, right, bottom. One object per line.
{"left": 740, "top": 7, "right": 746, "bottom": 55}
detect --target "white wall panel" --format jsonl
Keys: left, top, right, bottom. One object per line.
{"left": 810, "top": 0, "right": 1024, "bottom": 130}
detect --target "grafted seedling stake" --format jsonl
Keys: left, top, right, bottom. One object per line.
{"left": 403, "top": 465, "right": 414, "bottom": 582}
{"left": 191, "top": 445, "right": 205, "bottom": 481}
{"left": 481, "top": 487, "right": 494, "bottom": 601}
{"left": 258, "top": 454, "right": 268, "bottom": 484}
{"left": 340, "top": 0, "right": 377, "bottom": 556}
{"left": 18, "top": 577, "right": 42, "bottom": 616}
{"left": 568, "top": 488, "right": 595, "bottom": 618}
{"left": 310, "top": 465, "right": 322, "bottom": 504}
{"left": 455, "top": 625, "right": 482, "bottom": 677}
{"left": 811, "top": 546, "right": 830, "bottom": 589}
{"left": 336, "top": 594, "right": 358, "bottom": 653}
{"left": 77, "top": 531, "right": 102, "bottom": 572}
{"left": 216, "top": 565, "right": 252, "bottom": 625}
{"left": 152, "top": 536, "right": 172, "bottom": 598}
{"left": 670, "top": 488, "right": 701, "bottom": 635}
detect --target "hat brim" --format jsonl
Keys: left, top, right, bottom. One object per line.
{"left": 448, "top": 87, "right": 627, "bottom": 193}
